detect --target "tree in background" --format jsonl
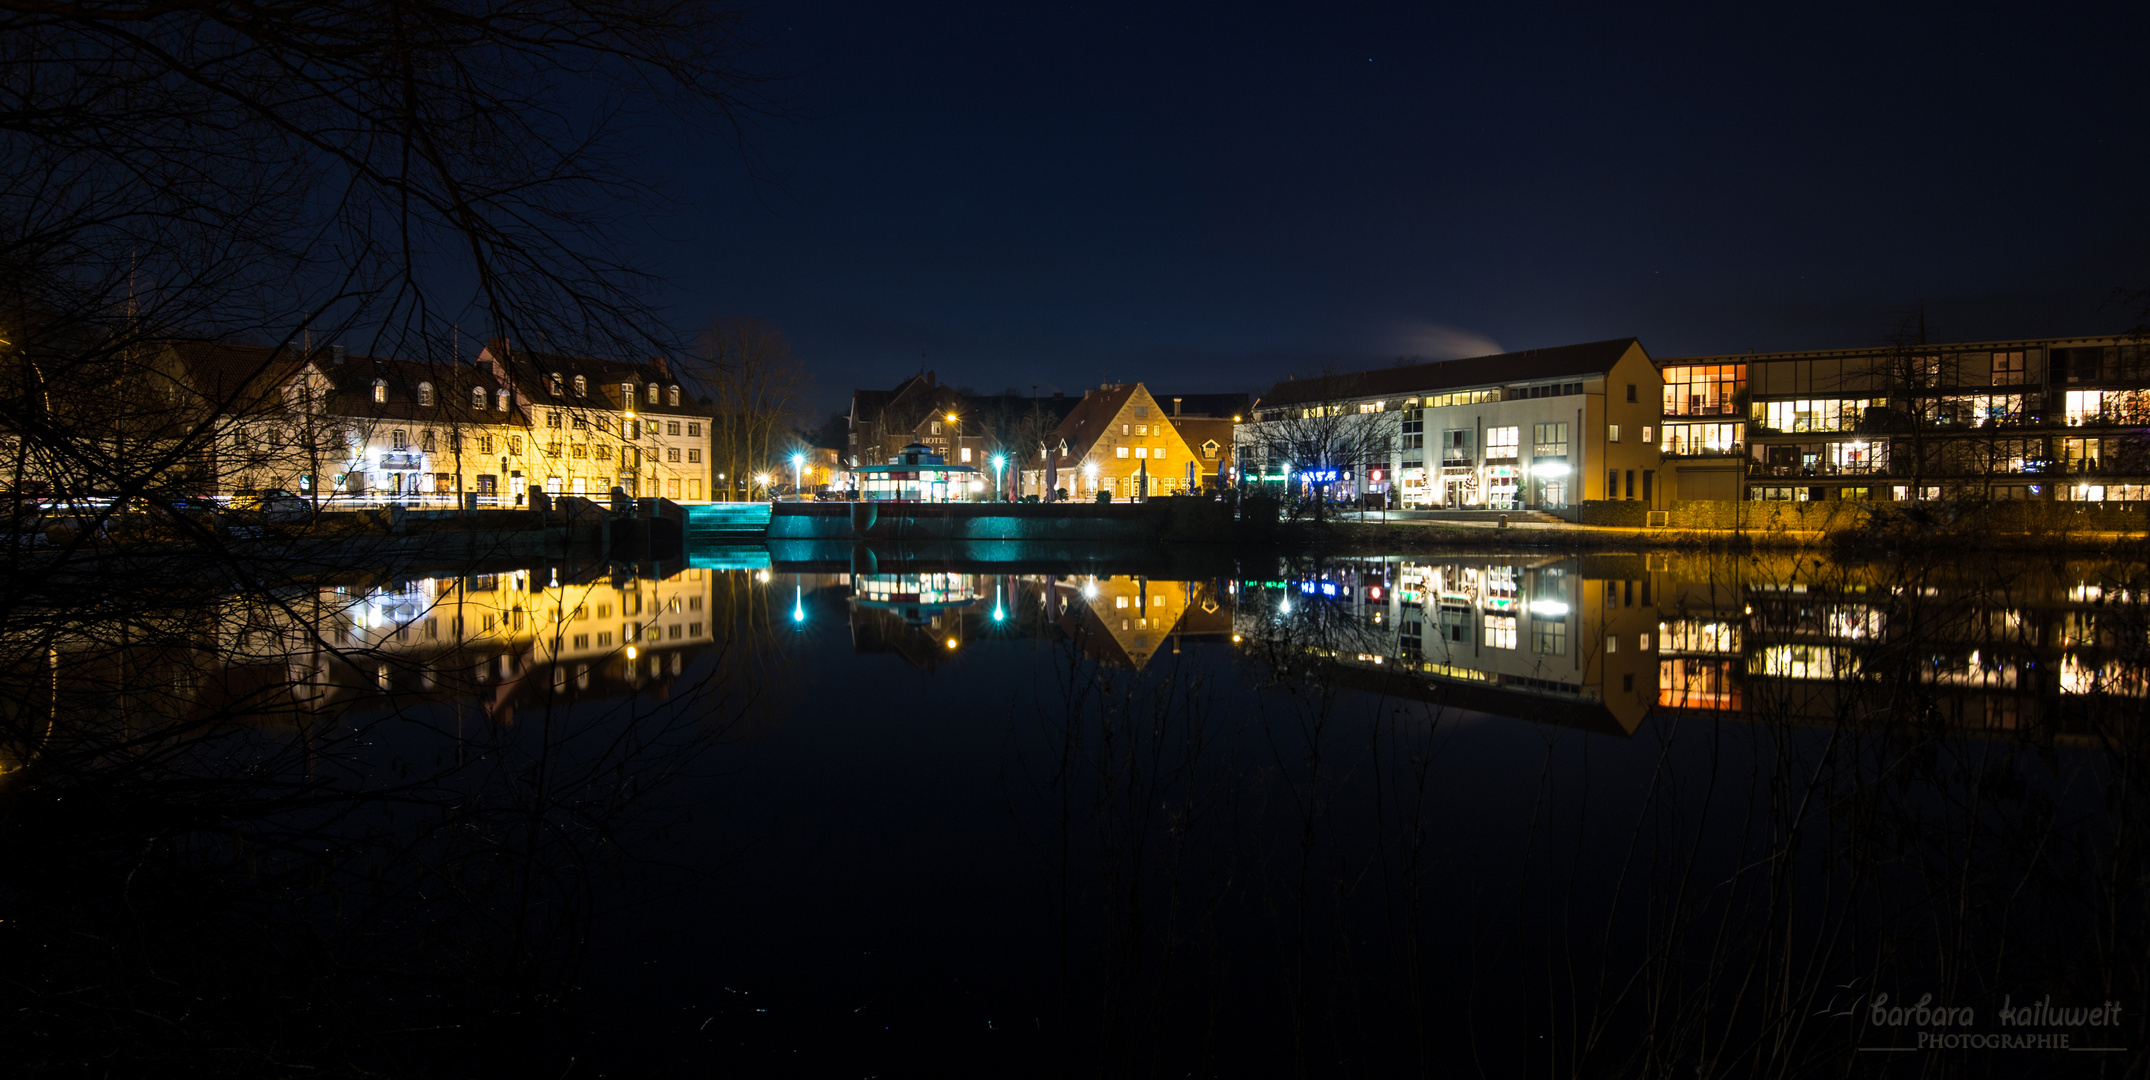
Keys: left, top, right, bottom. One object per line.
{"left": 1, "top": 1, "right": 773, "bottom": 514}
{"left": 1241, "top": 369, "right": 1392, "bottom": 522}
{"left": 693, "top": 316, "right": 808, "bottom": 499}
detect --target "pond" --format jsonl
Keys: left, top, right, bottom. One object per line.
{"left": 5, "top": 543, "right": 2146, "bottom": 1077}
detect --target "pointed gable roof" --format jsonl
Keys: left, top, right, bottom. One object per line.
{"left": 1048, "top": 384, "right": 1139, "bottom": 457}
{"left": 161, "top": 340, "right": 319, "bottom": 415}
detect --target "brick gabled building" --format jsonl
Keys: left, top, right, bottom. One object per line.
{"left": 1028, "top": 382, "right": 1237, "bottom": 501}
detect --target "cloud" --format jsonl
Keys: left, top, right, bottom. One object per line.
{"left": 1384, "top": 320, "right": 1503, "bottom": 362}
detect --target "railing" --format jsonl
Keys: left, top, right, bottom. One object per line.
{"left": 1663, "top": 402, "right": 1743, "bottom": 417}
{"left": 1660, "top": 442, "right": 1745, "bottom": 458}
{"left": 294, "top": 492, "right": 524, "bottom": 510}
{"left": 1747, "top": 462, "right": 1889, "bottom": 478}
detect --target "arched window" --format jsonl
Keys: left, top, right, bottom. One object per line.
{"left": 495, "top": 389, "right": 509, "bottom": 412}
{"left": 646, "top": 383, "right": 660, "bottom": 405}
{"left": 471, "top": 387, "right": 486, "bottom": 409}
{"left": 417, "top": 381, "right": 434, "bottom": 406}
{"left": 422, "top": 430, "right": 437, "bottom": 453}
{"left": 549, "top": 372, "right": 564, "bottom": 395}
{"left": 667, "top": 385, "right": 680, "bottom": 406}
{"left": 372, "top": 378, "right": 387, "bottom": 404}
{"left": 573, "top": 375, "right": 587, "bottom": 397}
{"left": 620, "top": 383, "right": 635, "bottom": 407}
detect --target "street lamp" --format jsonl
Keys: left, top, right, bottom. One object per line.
{"left": 1083, "top": 460, "right": 1099, "bottom": 500}
{"left": 991, "top": 453, "right": 1005, "bottom": 501}
{"left": 755, "top": 472, "right": 769, "bottom": 499}
{"left": 791, "top": 452, "right": 804, "bottom": 499}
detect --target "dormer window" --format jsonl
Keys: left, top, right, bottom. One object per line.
{"left": 620, "top": 382, "right": 634, "bottom": 406}
{"left": 495, "top": 388, "right": 509, "bottom": 412}
{"left": 667, "top": 385, "right": 680, "bottom": 406}
{"left": 573, "top": 375, "right": 587, "bottom": 397}
{"left": 549, "top": 372, "right": 563, "bottom": 395}
{"left": 372, "top": 378, "right": 387, "bottom": 403}
{"left": 417, "top": 381, "right": 434, "bottom": 406}
{"left": 646, "top": 383, "right": 659, "bottom": 405}
{"left": 471, "top": 387, "right": 486, "bottom": 409}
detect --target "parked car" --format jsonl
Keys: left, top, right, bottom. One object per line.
{"left": 228, "top": 487, "right": 296, "bottom": 511}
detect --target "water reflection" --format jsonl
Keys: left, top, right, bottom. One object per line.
{"left": 9, "top": 545, "right": 2150, "bottom": 1073}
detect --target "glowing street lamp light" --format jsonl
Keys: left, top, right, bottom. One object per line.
{"left": 991, "top": 454, "right": 1005, "bottom": 501}
{"left": 754, "top": 472, "right": 769, "bottom": 499}
{"left": 791, "top": 451, "right": 805, "bottom": 499}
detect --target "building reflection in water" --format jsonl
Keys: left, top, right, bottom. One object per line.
{"left": 14, "top": 563, "right": 735, "bottom": 758}
{"left": 813, "top": 554, "right": 2146, "bottom": 740}
{"left": 836, "top": 571, "right": 1234, "bottom": 672}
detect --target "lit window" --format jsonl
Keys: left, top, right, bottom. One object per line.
{"left": 620, "top": 382, "right": 635, "bottom": 405}
{"left": 960, "top": 447, "right": 973, "bottom": 462}
{"left": 417, "top": 381, "right": 434, "bottom": 406}
{"left": 667, "top": 385, "right": 680, "bottom": 406}
{"left": 372, "top": 379, "right": 387, "bottom": 403}
{"left": 471, "top": 387, "right": 486, "bottom": 408}
{"left": 1608, "top": 424, "right": 1621, "bottom": 443}
{"left": 1116, "top": 447, "right": 1129, "bottom": 458}
{"left": 573, "top": 375, "right": 586, "bottom": 397}
{"left": 1484, "top": 615, "right": 1518, "bottom": 649}
{"left": 1135, "top": 447, "right": 1147, "bottom": 458}
{"left": 550, "top": 372, "right": 563, "bottom": 394}
{"left": 1154, "top": 447, "right": 1166, "bottom": 459}
{"left": 647, "top": 383, "right": 659, "bottom": 405}
{"left": 495, "top": 389, "right": 509, "bottom": 411}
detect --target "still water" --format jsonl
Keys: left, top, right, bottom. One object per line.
{"left": 7, "top": 545, "right": 2147, "bottom": 1077}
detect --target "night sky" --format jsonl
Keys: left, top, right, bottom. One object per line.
{"left": 638, "top": 2, "right": 2150, "bottom": 415}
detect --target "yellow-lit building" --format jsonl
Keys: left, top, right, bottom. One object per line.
{"left": 1032, "top": 382, "right": 1221, "bottom": 501}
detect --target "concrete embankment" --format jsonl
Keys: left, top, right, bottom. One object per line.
{"left": 9, "top": 497, "right": 683, "bottom": 584}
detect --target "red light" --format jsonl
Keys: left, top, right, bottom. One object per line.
{"left": 1368, "top": 586, "right": 1382, "bottom": 599}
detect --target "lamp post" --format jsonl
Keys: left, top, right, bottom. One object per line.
{"left": 791, "top": 452, "right": 804, "bottom": 500}
{"left": 991, "top": 454, "right": 1005, "bottom": 501}
{"left": 755, "top": 472, "right": 769, "bottom": 500}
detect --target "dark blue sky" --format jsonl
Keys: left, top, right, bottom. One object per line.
{"left": 639, "top": 2, "right": 2150, "bottom": 416}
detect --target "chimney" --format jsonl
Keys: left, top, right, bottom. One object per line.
{"left": 1173, "top": 396, "right": 1182, "bottom": 417}
{"left": 927, "top": 369, "right": 936, "bottom": 388}
{"left": 652, "top": 356, "right": 670, "bottom": 377}
{"left": 486, "top": 337, "right": 509, "bottom": 361}
{"left": 1053, "top": 390, "right": 1064, "bottom": 398}
{"left": 330, "top": 344, "right": 345, "bottom": 364}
